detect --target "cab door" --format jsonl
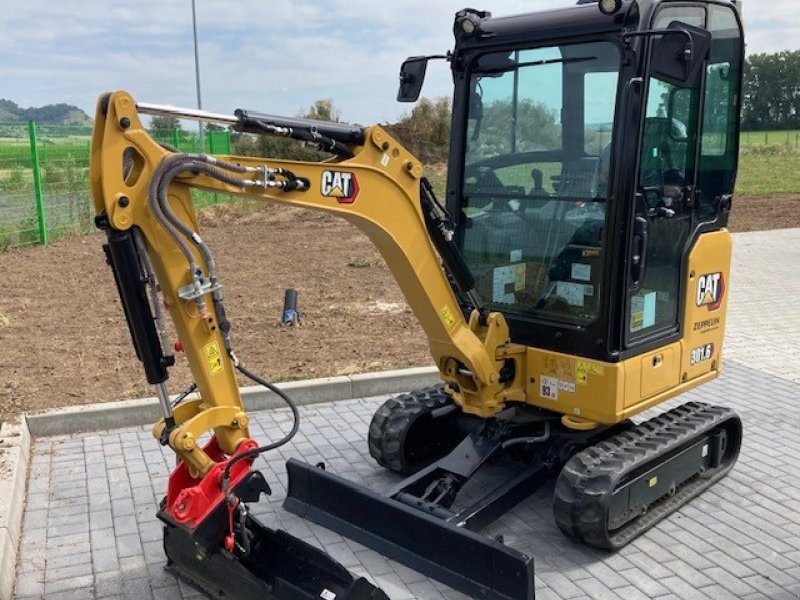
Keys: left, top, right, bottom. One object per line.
{"left": 625, "top": 5, "right": 707, "bottom": 346}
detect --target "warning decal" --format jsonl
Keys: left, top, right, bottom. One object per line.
{"left": 440, "top": 306, "right": 457, "bottom": 330}
{"left": 576, "top": 360, "right": 605, "bottom": 385}
{"left": 204, "top": 341, "right": 224, "bottom": 375}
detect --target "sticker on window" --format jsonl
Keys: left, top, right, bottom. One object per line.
{"left": 510, "top": 249, "right": 523, "bottom": 263}
{"left": 571, "top": 263, "right": 592, "bottom": 282}
{"left": 493, "top": 265, "right": 526, "bottom": 303}
{"left": 556, "top": 281, "right": 587, "bottom": 307}
{"left": 630, "top": 291, "right": 657, "bottom": 332}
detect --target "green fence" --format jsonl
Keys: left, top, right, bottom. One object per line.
{"left": 0, "top": 122, "right": 232, "bottom": 251}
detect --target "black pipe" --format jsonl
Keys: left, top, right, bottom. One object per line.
{"left": 282, "top": 288, "right": 300, "bottom": 326}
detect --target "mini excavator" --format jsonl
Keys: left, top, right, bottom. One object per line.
{"left": 90, "top": 1, "right": 744, "bottom": 599}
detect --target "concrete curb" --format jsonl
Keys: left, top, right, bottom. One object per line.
{"left": 25, "top": 366, "right": 440, "bottom": 438}
{"left": 0, "top": 418, "right": 31, "bottom": 600}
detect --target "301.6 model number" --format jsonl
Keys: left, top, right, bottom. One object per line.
{"left": 690, "top": 343, "right": 714, "bottom": 366}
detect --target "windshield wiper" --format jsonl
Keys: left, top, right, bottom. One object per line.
{"left": 475, "top": 56, "right": 596, "bottom": 76}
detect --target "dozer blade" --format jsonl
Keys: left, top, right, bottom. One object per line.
{"left": 284, "top": 458, "right": 535, "bottom": 600}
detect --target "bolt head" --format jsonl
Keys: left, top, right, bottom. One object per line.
{"left": 119, "top": 117, "right": 131, "bottom": 129}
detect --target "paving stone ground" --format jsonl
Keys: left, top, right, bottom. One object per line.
{"left": 13, "top": 229, "right": 800, "bottom": 600}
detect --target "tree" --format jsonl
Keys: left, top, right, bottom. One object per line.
{"left": 742, "top": 50, "right": 800, "bottom": 131}
{"left": 304, "top": 99, "right": 341, "bottom": 122}
{"left": 149, "top": 115, "right": 181, "bottom": 131}
{"left": 387, "top": 97, "right": 452, "bottom": 163}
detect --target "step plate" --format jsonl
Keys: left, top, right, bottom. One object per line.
{"left": 284, "top": 458, "right": 535, "bottom": 600}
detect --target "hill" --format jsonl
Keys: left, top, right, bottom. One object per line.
{"left": 0, "top": 99, "right": 92, "bottom": 126}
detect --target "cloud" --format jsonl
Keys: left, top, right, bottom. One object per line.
{"left": 0, "top": 0, "right": 794, "bottom": 124}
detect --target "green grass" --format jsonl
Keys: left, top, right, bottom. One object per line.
{"left": 735, "top": 146, "right": 800, "bottom": 196}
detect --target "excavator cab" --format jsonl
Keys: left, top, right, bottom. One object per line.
{"left": 433, "top": 0, "right": 742, "bottom": 363}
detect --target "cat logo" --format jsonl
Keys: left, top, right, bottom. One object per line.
{"left": 321, "top": 171, "right": 359, "bottom": 204}
{"left": 696, "top": 272, "right": 725, "bottom": 311}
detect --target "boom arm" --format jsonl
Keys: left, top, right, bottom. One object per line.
{"left": 90, "top": 91, "right": 523, "bottom": 479}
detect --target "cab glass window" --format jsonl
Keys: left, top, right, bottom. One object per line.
{"left": 461, "top": 41, "right": 620, "bottom": 326}
{"left": 697, "top": 4, "right": 743, "bottom": 221}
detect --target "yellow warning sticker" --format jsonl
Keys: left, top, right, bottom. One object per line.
{"left": 649, "top": 476, "right": 658, "bottom": 488}
{"left": 514, "top": 264, "right": 526, "bottom": 292}
{"left": 576, "top": 360, "right": 605, "bottom": 385}
{"left": 204, "top": 341, "right": 223, "bottom": 375}
{"left": 440, "top": 306, "right": 457, "bottom": 330}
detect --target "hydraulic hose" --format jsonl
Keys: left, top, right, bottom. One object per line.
{"left": 221, "top": 363, "right": 301, "bottom": 491}
{"left": 502, "top": 422, "right": 551, "bottom": 450}
{"left": 147, "top": 152, "right": 253, "bottom": 278}
{"left": 148, "top": 155, "right": 201, "bottom": 273}
{"left": 146, "top": 151, "right": 305, "bottom": 491}
{"left": 152, "top": 157, "right": 273, "bottom": 353}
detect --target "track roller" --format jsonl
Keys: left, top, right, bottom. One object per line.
{"left": 368, "top": 385, "right": 467, "bottom": 475}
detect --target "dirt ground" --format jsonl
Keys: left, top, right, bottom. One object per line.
{"left": 728, "top": 194, "right": 800, "bottom": 232}
{"left": 0, "top": 194, "right": 798, "bottom": 418}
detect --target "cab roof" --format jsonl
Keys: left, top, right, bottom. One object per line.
{"left": 454, "top": 0, "right": 741, "bottom": 52}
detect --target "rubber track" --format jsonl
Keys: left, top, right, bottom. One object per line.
{"left": 368, "top": 385, "right": 452, "bottom": 476}
{"left": 553, "top": 402, "right": 742, "bottom": 550}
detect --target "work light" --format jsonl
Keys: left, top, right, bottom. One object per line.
{"left": 599, "top": 0, "right": 622, "bottom": 15}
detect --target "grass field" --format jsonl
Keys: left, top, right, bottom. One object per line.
{"left": 736, "top": 146, "right": 800, "bottom": 196}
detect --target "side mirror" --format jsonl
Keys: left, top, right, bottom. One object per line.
{"left": 397, "top": 57, "right": 429, "bottom": 103}
{"left": 651, "top": 21, "right": 711, "bottom": 87}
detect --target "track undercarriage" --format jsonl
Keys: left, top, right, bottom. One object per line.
{"left": 285, "top": 386, "right": 742, "bottom": 600}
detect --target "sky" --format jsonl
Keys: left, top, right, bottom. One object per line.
{"left": 0, "top": 0, "right": 795, "bottom": 125}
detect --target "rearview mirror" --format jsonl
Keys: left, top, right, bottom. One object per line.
{"left": 650, "top": 22, "right": 711, "bottom": 87}
{"left": 397, "top": 57, "right": 429, "bottom": 103}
